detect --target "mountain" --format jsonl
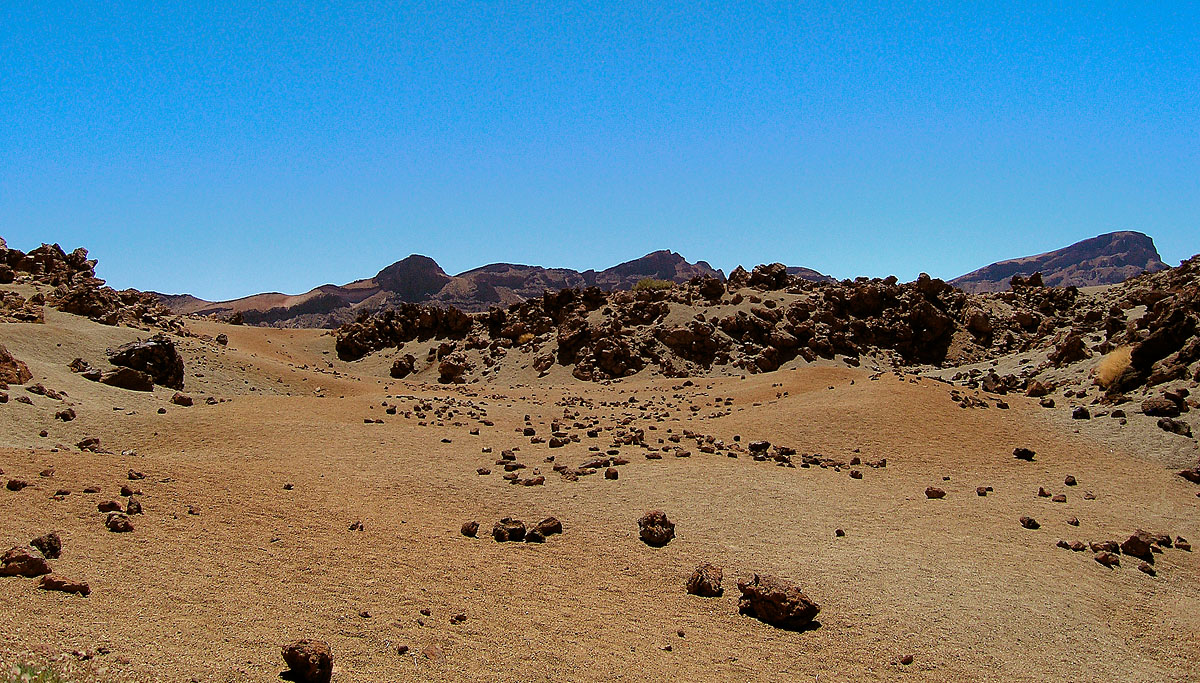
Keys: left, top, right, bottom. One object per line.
{"left": 950, "top": 231, "right": 1169, "bottom": 293}
{"left": 158, "top": 250, "right": 724, "bottom": 326}
{"left": 786, "top": 266, "right": 837, "bottom": 284}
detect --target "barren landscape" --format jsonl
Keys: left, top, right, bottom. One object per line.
{"left": 1, "top": 238, "right": 1198, "bottom": 682}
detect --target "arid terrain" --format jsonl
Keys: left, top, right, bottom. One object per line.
{"left": 1, "top": 239, "right": 1198, "bottom": 682}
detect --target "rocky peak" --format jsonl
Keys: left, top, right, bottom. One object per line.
{"left": 951, "top": 231, "right": 1169, "bottom": 293}
{"left": 372, "top": 255, "right": 452, "bottom": 302}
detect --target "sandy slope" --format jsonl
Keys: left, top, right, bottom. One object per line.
{"left": 1, "top": 312, "right": 1197, "bottom": 682}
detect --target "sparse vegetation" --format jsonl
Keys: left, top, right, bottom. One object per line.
{"left": 2, "top": 663, "right": 68, "bottom": 683}
{"left": 632, "top": 278, "right": 673, "bottom": 292}
{"left": 1094, "top": 345, "right": 1132, "bottom": 388}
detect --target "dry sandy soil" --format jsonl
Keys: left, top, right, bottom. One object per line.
{"left": 1, "top": 308, "right": 1198, "bottom": 681}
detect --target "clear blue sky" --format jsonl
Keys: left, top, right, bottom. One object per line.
{"left": 2, "top": 2, "right": 1197, "bottom": 300}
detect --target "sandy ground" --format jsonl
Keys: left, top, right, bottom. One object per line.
{"left": 1, "top": 311, "right": 1198, "bottom": 682}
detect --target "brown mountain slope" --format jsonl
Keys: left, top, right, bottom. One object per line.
{"left": 951, "top": 231, "right": 1169, "bottom": 293}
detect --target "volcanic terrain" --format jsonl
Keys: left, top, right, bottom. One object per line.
{"left": 1, "top": 237, "right": 1198, "bottom": 682}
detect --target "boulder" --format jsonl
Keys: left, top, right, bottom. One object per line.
{"left": 0, "top": 546, "right": 51, "bottom": 577}
{"left": 0, "top": 344, "right": 32, "bottom": 385}
{"left": 1157, "top": 418, "right": 1192, "bottom": 437}
{"left": 686, "top": 562, "right": 723, "bottom": 597}
{"left": 637, "top": 510, "right": 675, "bottom": 547}
{"left": 98, "top": 367, "right": 155, "bottom": 392}
{"left": 107, "top": 333, "right": 184, "bottom": 389}
{"left": 736, "top": 573, "right": 821, "bottom": 629}
{"left": 390, "top": 354, "right": 416, "bottom": 379}
{"left": 1120, "top": 530, "right": 1155, "bottom": 560}
{"left": 1142, "top": 396, "right": 1181, "bottom": 417}
{"left": 281, "top": 639, "right": 333, "bottom": 683}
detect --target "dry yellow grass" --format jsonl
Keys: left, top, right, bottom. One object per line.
{"left": 1094, "top": 345, "right": 1132, "bottom": 388}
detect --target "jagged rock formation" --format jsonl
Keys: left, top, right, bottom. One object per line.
{"left": 335, "top": 254, "right": 1200, "bottom": 398}
{"left": 0, "top": 238, "right": 174, "bottom": 328}
{"left": 951, "top": 231, "right": 1168, "bottom": 293}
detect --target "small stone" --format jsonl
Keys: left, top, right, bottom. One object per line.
{"left": 37, "top": 574, "right": 90, "bottom": 597}
{"left": 1094, "top": 551, "right": 1120, "bottom": 568}
{"left": 1064, "top": 475, "right": 1077, "bottom": 486}
{"left": 1013, "top": 448, "right": 1036, "bottom": 461}
{"left": 925, "top": 487, "right": 946, "bottom": 499}
{"left": 1019, "top": 516, "right": 1040, "bottom": 530}
{"left": 492, "top": 517, "right": 526, "bottom": 542}
{"left": 461, "top": 521, "right": 479, "bottom": 537}
{"left": 31, "top": 532, "right": 62, "bottom": 559}
{"left": 1137, "top": 562, "right": 1156, "bottom": 576}
{"left": 105, "top": 512, "right": 133, "bottom": 533}
{"left": 685, "top": 562, "right": 723, "bottom": 597}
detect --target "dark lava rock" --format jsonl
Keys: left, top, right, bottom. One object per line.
{"left": 30, "top": 532, "right": 62, "bottom": 559}
{"left": 461, "top": 520, "right": 479, "bottom": 537}
{"left": 492, "top": 517, "right": 526, "bottom": 542}
{"left": 1157, "top": 418, "right": 1192, "bottom": 437}
{"left": 36, "top": 574, "right": 90, "bottom": 597}
{"left": 0, "top": 546, "right": 51, "bottom": 577}
{"left": 108, "top": 333, "right": 184, "bottom": 389}
{"left": 1120, "top": 530, "right": 1155, "bottom": 560}
{"left": 98, "top": 367, "right": 155, "bottom": 392}
{"left": 104, "top": 512, "right": 133, "bottom": 533}
{"left": 925, "top": 487, "right": 946, "bottom": 499}
{"left": 736, "top": 573, "right": 821, "bottom": 629}
{"left": 638, "top": 510, "right": 675, "bottom": 547}
{"left": 686, "top": 562, "right": 724, "bottom": 597}
{"left": 281, "top": 639, "right": 333, "bottom": 683}
{"left": 1013, "top": 448, "right": 1036, "bottom": 461}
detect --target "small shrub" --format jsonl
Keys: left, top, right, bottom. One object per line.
{"left": 632, "top": 278, "right": 673, "bottom": 292}
{"left": 2, "top": 663, "right": 68, "bottom": 683}
{"left": 1094, "top": 346, "right": 1131, "bottom": 388}
{"left": 517, "top": 332, "right": 535, "bottom": 345}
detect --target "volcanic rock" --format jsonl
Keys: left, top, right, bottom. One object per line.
{"left": 736, "top": 573, "right": 821, "bottom": 629}
{"left": 281, "top": 639, "right": 333, "bottom": 683}
{"left": 637, "top": 510, "right": 675, "bottom": 547}
{"left": 37, "top": 574, "right": 90, "bottom": 597}
{"left": 492, "top": 517, "right": 526, "bottom": 542}
{"left": 30, "top": 532, "right": 61, "bottom": 559}
{"left": 686, "top": 563, "right": 723, "bottom": 597}
{"left": 107, "top": 334, "right": 184, "bottom": 389}
{"left": 0, "top": 546, "right": 51, "bottom": 577}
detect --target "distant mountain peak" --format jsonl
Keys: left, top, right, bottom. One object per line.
{"left": 950, "top": 231, "right": 1168, "bottom": 293}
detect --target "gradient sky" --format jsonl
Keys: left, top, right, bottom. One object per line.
{"left": 2, "top": 2, "right": 1197, "bottom": 300}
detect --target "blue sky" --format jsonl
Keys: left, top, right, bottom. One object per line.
{"left": 2, "top": 2, "right": 1197, "bottom": 300}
